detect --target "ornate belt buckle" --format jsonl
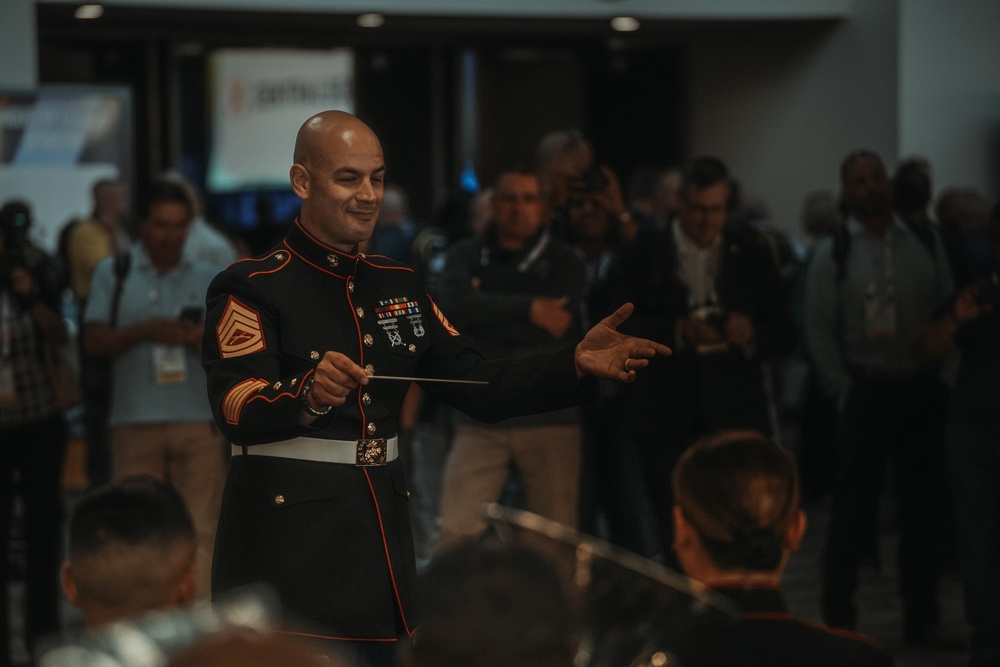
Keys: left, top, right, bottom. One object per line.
{"left": 356, "top": 439, "right": 388, "bottom": 466}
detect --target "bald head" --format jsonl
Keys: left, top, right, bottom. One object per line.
{"left": 289, "top": 110, "right": 386, "bottom": 251}
{"left": 293, "top": 110, "right": 378, "bottom": 168}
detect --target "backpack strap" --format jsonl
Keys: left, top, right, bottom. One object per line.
{"left": 110, "top": 251, "right": 131, "bottom": 327}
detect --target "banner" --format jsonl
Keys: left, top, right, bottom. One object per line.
{"left": 207, "top": 48, "right": 355, "bottom": 193}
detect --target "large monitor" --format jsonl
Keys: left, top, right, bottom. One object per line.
{"left": 0, "top": 86, "right": 132, "bottom": 253}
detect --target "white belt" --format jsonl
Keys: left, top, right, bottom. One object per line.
{"left": 231, "top": 436, "right": 398, "bottom": 466}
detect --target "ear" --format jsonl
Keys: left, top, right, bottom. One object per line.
{"left": 175, "top": 562, "right": 197, "bottom": 605}
{"left": 290, "top": 164, "right": 310, "bottom": 199}
{"left": 672, "top": 505, "right": 697, "bottom": 552}
{"left": 784, "top": 510, "right": 807, "bottom": 553}
{"left": 61, "top": 561, "right": 80, "bottom": 609}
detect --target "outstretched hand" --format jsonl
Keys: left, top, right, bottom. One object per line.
{"left": 574, "top": 302, "right": 672, "bottom": 382}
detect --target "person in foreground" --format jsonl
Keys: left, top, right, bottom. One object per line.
{"left": 201, "top": 110, "right": 670, "bottom": 666}
{"left": 60, "top": 476, "right": 197, "bottom": 630}
{"left": 668, "top": 430, "right": 893, "bottom": 667}
{"left": 400, "top": 541, "right": 577, "bottom": 667}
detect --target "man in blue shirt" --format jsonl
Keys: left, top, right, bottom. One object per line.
{"left": 83, "top": 176, "right": 225, "bottom": 602}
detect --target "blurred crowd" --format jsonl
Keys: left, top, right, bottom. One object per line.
{"left": 2, "top": 127, "right": 998, "bottom": 667}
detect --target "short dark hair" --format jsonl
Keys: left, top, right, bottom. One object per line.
{"left": 681, "top": 156, "right": 730, "bottom": 191}
{"left": 892, "top": 158, "right": 932, "bottom": 213}
{"left": 69, "top": 476, "right": 195, "bottom": 559}
{"left": 411, "top": 541, "right": 576, "bottom": 667}
{"left": 139, "top": 177, "right": 194, "bottom": 219}
{"left": 839, "top": 149, "right": 884, "bottom": 181}
{"left": 673, "top": 430, "right": 799, "bottom": 572}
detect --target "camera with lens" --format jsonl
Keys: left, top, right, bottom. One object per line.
{"left": 575, "top": 164, "right": 609, "bottom": 194}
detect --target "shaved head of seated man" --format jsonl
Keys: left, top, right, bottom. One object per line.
{"left": 668, "top": 430, "right": 894, "bottom": 667}
{"left": 61, "top": 476, "right": 197, "bottom": 629}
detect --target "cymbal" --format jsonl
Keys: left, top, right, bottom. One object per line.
{"left": 483, "top": 503, "right": 739, "bottom": 667}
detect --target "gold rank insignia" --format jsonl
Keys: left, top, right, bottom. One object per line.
{"left": 217, "top": 296, "right": 266, "bottom": 358}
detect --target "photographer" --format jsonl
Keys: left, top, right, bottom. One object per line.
{"left": 0, "top": 200, "right": 69, "bottom": 663}
{"left": 603, "top": 156, "right": 796, "bottom": 567}
{"left": 534, "top": 129, "right": 636, "bottom": 244}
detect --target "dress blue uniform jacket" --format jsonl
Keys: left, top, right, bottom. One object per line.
{"left": 201, "top": 220, "right": 595, "bottom": 641}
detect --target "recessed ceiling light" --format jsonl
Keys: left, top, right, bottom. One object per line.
{"left": 74, "top": 4, "right": 104, "bottom": 19}
{"left": 610, "top": 16, "right": 640, "bottom": 32}
{"left": 356, "top": 13, "right": 385, "bottom": 28}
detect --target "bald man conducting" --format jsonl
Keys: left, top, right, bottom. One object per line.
{"left": 201, "top": 110, "right": 669, "bottom": 666}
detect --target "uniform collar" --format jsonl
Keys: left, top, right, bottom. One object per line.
{"left": 284, "top": 218, "right": 363, "bottom": 279}
{"left": 711, "top": 583, "right": 787, "bottom": 614}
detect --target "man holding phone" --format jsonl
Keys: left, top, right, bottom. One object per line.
{"left": 83, "top": 175, "right": 225, "bottom": 601}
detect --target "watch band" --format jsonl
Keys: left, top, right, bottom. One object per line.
{"left": 299, "top": 375, "right": 333, "bottom": 417}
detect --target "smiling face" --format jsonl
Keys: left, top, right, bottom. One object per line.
{"left": 290, "top": 112, "right": 386, "bottom": 252}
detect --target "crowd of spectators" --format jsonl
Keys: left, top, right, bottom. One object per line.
{"left": 1, "top": 128, "right": 997, "bottom": 667}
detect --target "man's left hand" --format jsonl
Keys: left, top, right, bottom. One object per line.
{"left": 724, "top": 312, "right": 755, "bottom": 348}
{"left": 575, "top": 302, "right": 671, "bottom": 382}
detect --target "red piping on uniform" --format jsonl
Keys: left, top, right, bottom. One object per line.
{"left": 362, "top": 467, "right": 413, "bottom": 637}
{"left": 247, "top": 249, "right": 291, "bottom": 277}
{"left": 241, "top": 370, "right": 309, "bottom": 416}
{"left": 284, "top": 244, "right": 348, "bottom": 279}
{"left": 346, "top": 275, "right": 367, "bottom": 436}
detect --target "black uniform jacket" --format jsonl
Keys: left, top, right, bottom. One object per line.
{"left": 670, "top": 585, "right": 894, "bottom": 666}
{"left": 202, "top": 220, "right": 595, "bottom": 641}
{"left": 607, "top": 226, "right": 796, "bottom": 438}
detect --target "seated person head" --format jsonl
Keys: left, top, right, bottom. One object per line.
{"left": 166, "top": 628, "right": 344, "bottom": 667}
{"left": 61, "top": 476, "right": 197, "bottom": 628}
{"left": 402, "top": 540, "right": 577, "bottom": 667}
{"left": 671, "top": 430, "right": 806, "bottom": 584}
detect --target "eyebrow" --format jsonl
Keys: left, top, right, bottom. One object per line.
{"left": 333, "top": 165, "right": 386, "bottom": 177}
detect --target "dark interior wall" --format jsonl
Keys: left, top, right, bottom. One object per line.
{"left": 355, "top": 46, "right": 438, "bottom": 223}
{"left": 475, "top": 48, "right": 587, "bottom": 189}
{"left": 35, "top": 5, "right": 686, "bottom": 238}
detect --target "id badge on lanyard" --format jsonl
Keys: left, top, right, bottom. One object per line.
{"left": 152, "top": 344, "right": 188, "bottom": 383}
{"left": 864, "top": 242, "right": 897, "bottom": 340}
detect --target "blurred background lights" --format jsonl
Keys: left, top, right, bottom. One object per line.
{"left": 74, "top": 4, "right": 104, "bottom": 19}
{"left": 610, "top": 16, "right": 640, "bottom": 32}
{"left": 356, "top": 13, "right": 386, "bottom": 28}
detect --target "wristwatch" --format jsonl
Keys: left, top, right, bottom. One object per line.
{"left": 299, "top": 375, "right": 333, "bottom": 417}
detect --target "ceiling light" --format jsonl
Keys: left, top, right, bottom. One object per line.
{"left": 610, "top": 16, "right": 640, "bottom": 32}
{"left": 74, "top": 4, "right": 104, "bottom": 19}
{"left": 356, "top": 13, "right": 385, "bottom": 28}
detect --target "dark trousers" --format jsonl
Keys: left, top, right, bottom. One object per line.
{"left": 634, "top": 429, "right": 702, "bottom": 570}
{"left": 578, "top": 393, "right": 654, "bottom": 557}
{"left": 947, "top": 416, "right": 1000, "bottom": 666}
{"left": 821, "top": 373, "right": 949, "bottom": 632}
{"left": 0, "top": 415, "right": 68, "bottom": 662}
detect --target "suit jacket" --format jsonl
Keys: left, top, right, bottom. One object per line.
{"left": 202, "top": 220, "right": 596, "bottom": 641}
{"left": 607, "top": 225, "right": 795, "bottom": 438}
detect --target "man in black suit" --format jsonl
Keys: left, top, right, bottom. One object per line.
{"left": 606, "top": 156, "right": 796, "bottom": 564}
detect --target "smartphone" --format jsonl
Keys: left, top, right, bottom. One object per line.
{"left": 179, "top": 306, "right": 204, "bottom": 323}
